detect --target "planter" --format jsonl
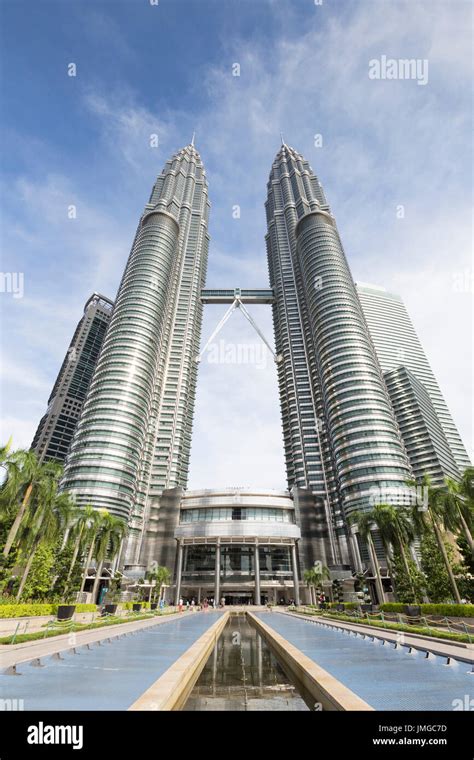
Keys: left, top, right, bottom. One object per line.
{"left": 359, "top": 604, "right": 373, "bottom": 613}
{"left": 405, "top": 605, "right": 421, "bottom": 623}
{"left": 132, "top": 603, "right": 142, "bottom": 613}
{"left": 150, "top": 603, "right": 158, "bottom": 610}
{"left": 57, "top": 605, "right": 75, "bottom": 621}
{"left": 104, "top": 604, "right": 117, "bottom": 615}
{"left": 336, "top": 604, "right": 345, "bottom": 612}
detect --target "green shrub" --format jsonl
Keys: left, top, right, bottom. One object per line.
{"left": 328, "top": 602, "right": 359, "bottom": 610}
{"left": 379, "top": 602, "right": 474, "bottom": 617}
{"left": 0, "top": 603, "right": 55, "bottom": 618}
{"left": 420, "top": 603, "right": 474, "bottom": 618}
{"left": 379, "top": 603, "right": 405, "bottom": 613}
{"left": 73, "top": 604, "right": 97, "bottom": 613}
{"left": 121, "top": 601, "right": 151, "bottom": 610}
{"left": 319, "top": 612, "right": 472, "bottom": 643}
{"left": 0, "top": 602, "right": 97, "bottom": 618}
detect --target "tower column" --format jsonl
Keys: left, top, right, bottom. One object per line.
{"left": 175, "top": 539, "right": 183, "bottom": 604}
{"left": 350, "top": 526, "right": 363, "bottom": 573}
{"left": 214, "top": 540, "right": 221, "bottom": 606}
{"left": 290, "top": 542, "right": 300, "bottom": 606}
{"left": 254, "top": 541, "right": 260, "bottom": 605}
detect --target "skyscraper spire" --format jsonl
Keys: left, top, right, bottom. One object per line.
{"left": 191, "top": 130, "right": 195, "bottom": 146}
{"left": 280, "top": 131, "right": 285, "bottom": 145}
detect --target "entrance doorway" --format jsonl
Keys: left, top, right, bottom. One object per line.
{"left": 224, "top": 591, "right": 253, "bottom": 606}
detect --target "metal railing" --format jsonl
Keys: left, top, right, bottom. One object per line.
{"left": 287, "top": 606, "right": 474, "bottom": 642}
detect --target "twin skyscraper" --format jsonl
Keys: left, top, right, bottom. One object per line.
{"left": 34, "top": 141, "right": 469, "bottom": 593}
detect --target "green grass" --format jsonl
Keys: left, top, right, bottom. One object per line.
{"left": 290, "top": 609, "right": 472, "bottom": 644}
{"left": 0, "top": 610, "right": 177, "bottom": 645}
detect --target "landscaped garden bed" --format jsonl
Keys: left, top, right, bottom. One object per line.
{"left": 0, "top": 608, "right": 177, "bottom": 645}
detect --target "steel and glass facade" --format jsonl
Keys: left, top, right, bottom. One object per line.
{"left": 62, "top": 144, "right": 210, "bottom": 564}
{"left": 174, "top": 489, "right": 301, "bottom": 605}
{"left": 56, "top": 141, "right": 467, "bottom": 598}
{"left": 384, "top": 366, "right": 460, "bottom": 485}
{"left": 356, "top": 283, "right": 471, "bottom": 474}
{"left": 266, "top": 145, "right": 412, "bottom": 567}
{"left": 31, "top": 293, "right": 113, "bottom": 463}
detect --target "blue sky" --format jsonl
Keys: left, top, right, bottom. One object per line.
{"left": 0, "top": 0, "right": 472, "bottom": 488}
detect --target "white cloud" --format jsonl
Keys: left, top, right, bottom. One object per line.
{"left": 0, "top": 357, "right": 51, "bottom": 393}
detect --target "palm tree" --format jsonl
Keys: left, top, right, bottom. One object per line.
{"left": 2, "top": 451, "right": 63, "bottom": 557}
{"left": 372, "top": 503, "right": 420, "bottom": 602}
{"left": 303, "top": 564, "right": 330, "bottom": 604}
{"left": 90, "top": 514, "right": 127, "bottom": 602}
{"left": 303, "top": 569, "right": 317, "bottom": 604}
{"left": 79, "top": 508, "right": 109, "bottom": 594}
{"left": 437, "top": 472, "right": 474, "bottom": 551}
{"left": 63, "top": 505, "right": 100, "bottom": 597}
{"left": 0, "top": 437, "right": 13, "bottom": 468}
{"left": 408, "top": 475, "right": 462, "bottom": 604}
{"left": 15, "top": 492, "right": 74, "bottom": 600}
{"left": 0, "top": 446, "right": 23, "bottom": 525}
{"left": 146, "top": 566, "right": 171, "bottom": 603}
{"left": 349, "top": 511, "right": 386, "bottom": 604}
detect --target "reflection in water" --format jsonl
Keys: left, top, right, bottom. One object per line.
{"left": 184, "top": 615, "right": 311, "bottom": 711}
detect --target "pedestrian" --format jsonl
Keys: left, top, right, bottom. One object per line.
{"left": 179, "top": 597, "right": 183, "bottom": 612}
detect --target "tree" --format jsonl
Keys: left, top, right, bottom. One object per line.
{"left": 15, "top": 492, "right": 74, "bottom": 600}
{"left": 303, "top": 564, "right": 330, "bottom": 604}
{"left": 349, "top": 511, "right": 387, "bottom": 604}
{"left": 63, "top": 505, "right": 100, "bottom": 597}
{"left": 389, "top": 549, "right": 426, "bottom": 604}
{"left": 437, "top": 471, "right": 474, "bottom": 551}
{"left": 146, "top": 566, "right": 171, "bottom": 602}
{"left": 371, "top": 503, "right": 420, "bottom": 602}
{"left": 0, "top": 437, "right": 13, "bottom": 468}
{"left": 332, "top": 578, "right": 344, "bottom": 603}
{"left": 408, "top": 475, "right": 462, "bottom": 603}
{"left": 51, "top": 540, "right": 84, "bottom": 601}
{"left": 457, "top": 534, "right": 474, "bottom": 575}
{"left": 0, "top": 512, "right": 19, "bottom": 595}
{"left": 420, "top": 533, "right": 453, "bottom": 603}
{"left": 90, "top": 513, "right": 127, "bottom": 602}
{"left": 20, "top": 544, "right": 55, "bottom": 600}
{"left": 2, "top": 451, "right": 63, "bottom": 558}
{"left": 79, "top": 508, "right": 110, "bottom": 594}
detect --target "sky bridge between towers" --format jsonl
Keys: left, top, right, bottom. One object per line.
{"left": 196, "top": 287, "right": 281, "bottom": 364}
{"left": 200, "top": 288, "right": 275, "bottom": 304}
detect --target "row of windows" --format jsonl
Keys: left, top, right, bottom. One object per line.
{"left": 180, "top": 508, "right": 295, "bottom": 524}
